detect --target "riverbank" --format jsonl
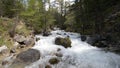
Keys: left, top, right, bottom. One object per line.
{"left": 0, "top": 18, "right": 35, "bottom": 68}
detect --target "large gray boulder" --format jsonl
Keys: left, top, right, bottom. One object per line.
{"left": 14, "top": 34, "right": 26, "bottom": 43}
{"left": 24, "top": 37, "right": 35, "bottom": 46}
{"left": 14, "top": 49, "right": 40, "bottom": 64}
{"left": 14, "top": 34, "right": 35, "bottom": 47}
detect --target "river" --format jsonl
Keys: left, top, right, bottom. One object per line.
{"left": 25, "top": 29, "right": 120, "bottom": 68}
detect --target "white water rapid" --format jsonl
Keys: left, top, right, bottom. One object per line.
{"left": 25, "top": 29, "right": 120, "bottom": 68}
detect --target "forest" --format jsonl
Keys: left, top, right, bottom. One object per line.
{"left": 0, "top": 0, "right": 120, "bottom": 34}
{"left": 0, "top": 0, "right": 120, "bottom": 68}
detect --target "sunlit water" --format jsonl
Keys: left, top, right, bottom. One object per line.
{"left": 25, "top": 29, "right": 120, "bottom": 68}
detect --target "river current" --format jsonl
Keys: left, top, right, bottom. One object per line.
{"left": 25, "top": 29, "right": 120, "bottom": 68}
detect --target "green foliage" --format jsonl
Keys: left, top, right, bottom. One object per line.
{"left": 64, "top": 11, "right": 76, "bottom": 31}
{"left": 0, "top": 0, "right": 14, "bottom": 17}
{"left": 0, "top": 18, "right": 14, "bottom": 48}
{"left": 45, "top": 11, "right": 56, "bottom": 27}
{"left": 64, "top": 0, "right": 120, "bottom": 35}
{"left": 20, "top": 0, "right": 56, "bottom": 33}
{"left": 19, "top": 0, "right": 43, "bottom": 33}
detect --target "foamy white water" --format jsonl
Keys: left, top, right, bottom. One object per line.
{"left": 25, "top": 29, "right": 120, "bottom": 68}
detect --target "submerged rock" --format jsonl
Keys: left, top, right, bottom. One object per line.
{"left": 56, "top": 33, "right": 61, "bottom": 35}
{"left": 55, "top": 53, "right": 63, "bottom": 57}
{"left": 55, "top": 37, "right": 71, "bottom": 48}
{"left": 57, "top": 48, "right": 61, "bottom": 51}
{"left": 14, "top": 49, "right": 40, "bottom": 63}
{"left": 49, "top": 58, "right": 60, "bottom": 65}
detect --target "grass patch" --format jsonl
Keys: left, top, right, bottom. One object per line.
{"left": 15, "top": 22, "right": 31, "bottom": 36}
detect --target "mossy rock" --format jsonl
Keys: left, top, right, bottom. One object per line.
{"left": 49, "top": 58, "right": 60, "bottom": 65}
{"left": 55, "top": 37, "right": 71, "bottom": 48}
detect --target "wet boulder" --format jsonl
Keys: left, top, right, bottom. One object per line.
{"left": 81, "top": 35, "right": 87, "bottom": 41}
{"left": 86, "top": 35, "right": 101, "bottom": 45}
{"left": 81, "top": 35, "right": 102, "bottom": 42}
{"left": 108, "top": 47, "right": 120, "bottom": 54}
{"left": 55, "top": 37, "right": 71, "bottom": 48}
{"left": 14, "top": 49, "right": 40, "bottom": 63}
{"left": 86, "top": 35, "right": 108, "bottom": 48}
{"left": 92, "top": 41, "right": 108, "bottom": 48}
